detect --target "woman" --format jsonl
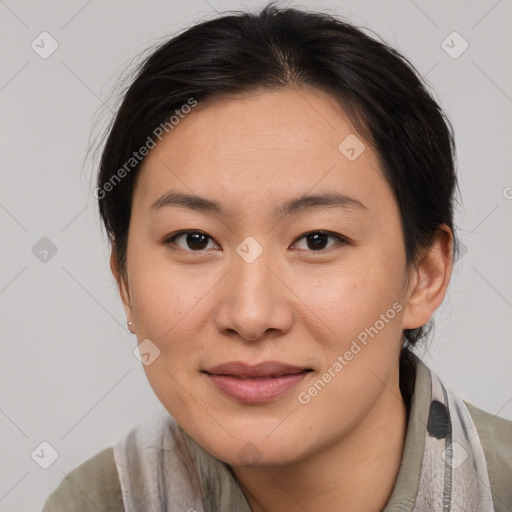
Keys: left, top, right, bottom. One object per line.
{"left": 42, "top": 3, "right": 511, "bottom": 511}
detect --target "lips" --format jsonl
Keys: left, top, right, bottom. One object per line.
{"left": 204, "top": 361, "right": 312, "bottom": 379}
{"left": 203, "top": 361, "right": 313, "bottom": 403}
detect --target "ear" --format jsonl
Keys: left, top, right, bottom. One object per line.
{"left": 402, "top": 225, "right": 454, "bottom": 330}
{"left": 110, "top": 250, "right": 135, "bottom": 333}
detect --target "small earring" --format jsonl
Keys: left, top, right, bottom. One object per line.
{"left": 127, "top": 321, "right": 134, "bottom": 332}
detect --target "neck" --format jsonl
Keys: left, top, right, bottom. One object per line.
{"left": 229, "top": 370, "right": 407, "bottom": 512}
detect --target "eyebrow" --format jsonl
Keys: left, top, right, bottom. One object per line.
{"left": 149, "top": 190, "right": 366, "bottom": 217}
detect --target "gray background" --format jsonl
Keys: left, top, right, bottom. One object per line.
{"left": 1, "top": 0, "right": 511, "bottom": 510}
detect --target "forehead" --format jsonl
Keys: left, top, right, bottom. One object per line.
{"left": 133, "top": 87, "right": 392, "bottom": 217}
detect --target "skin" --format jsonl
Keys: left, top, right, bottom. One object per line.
{"left": 112, "top": 87, "right": 453, "bottom": 512}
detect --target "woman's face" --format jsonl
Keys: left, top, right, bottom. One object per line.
{"left": 120, "top": 87, "right": 416, "bottom": 467}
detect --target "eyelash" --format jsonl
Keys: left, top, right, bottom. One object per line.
{"left": 162, "top": 230, "right": 349, "bottom": 253}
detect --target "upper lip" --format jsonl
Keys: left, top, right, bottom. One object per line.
{"left": 204, "top": 361, "right": 312, "bottom": 378}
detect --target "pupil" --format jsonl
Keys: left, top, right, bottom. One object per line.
{"left": 307, "top": 232, "right": 327, "bottom": 250}
{"left": 188, "top": 232, "right": 208, "bottom": 250}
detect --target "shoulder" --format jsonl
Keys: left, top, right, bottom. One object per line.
{"left": 465, "top": 401, "right": 512, "bottom": 512}
{"left": 41, "top": 447, "right": 124, "bottom": 512}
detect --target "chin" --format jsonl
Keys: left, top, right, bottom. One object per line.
{"left": 192, "top": 427, "right": 310, "bottom": 469}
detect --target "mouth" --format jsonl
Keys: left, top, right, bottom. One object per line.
{"left": 203, "top": 361, "right": 313, "bottom": 403}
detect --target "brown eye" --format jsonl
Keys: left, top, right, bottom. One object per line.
{"left": 165, "top": 231, "right": 217, "bottom": 251}
{"left": 292, "top": 231, "right": 347, "bottom": 251}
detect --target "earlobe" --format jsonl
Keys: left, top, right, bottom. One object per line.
{"left": 402, "top": 226, "right": 453, "bottom": 330}
{"left": 127, "top": 320, "right": 136, "bottom": 334}
{"left": 110, "top": 250, "right": 136, "bottom": 333}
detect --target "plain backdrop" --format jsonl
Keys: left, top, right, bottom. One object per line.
{"left": 1, "top": 0, "right": 511, "bottom": 510}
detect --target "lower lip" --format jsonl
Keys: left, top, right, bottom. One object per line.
{"left": 207, "top": 372, "right": 310, "bottom": 404}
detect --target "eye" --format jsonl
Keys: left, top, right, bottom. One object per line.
{"left": 164, "top": 230, "right": 219, "bottom": 252}
{"left": 292, "top": 231, "right": 348, "bottom": 252}
{"left": 163, "top": 229, "right": 348, "bottom": 253}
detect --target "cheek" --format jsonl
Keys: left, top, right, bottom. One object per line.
{"left": 129, "top": 253, "right": 214, "bottom": 338}
{"left": 128, "top": 261, "right": 210, "bottom": 417}
{"left": 291, "top": 272, "right": 405, "bottom": 437}
{"left": 294, "top": 257, "right": 403, "bottom": 343}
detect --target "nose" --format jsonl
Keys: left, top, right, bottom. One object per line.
{"left": 214, "top": 246, "right": 293, "bottom": 343}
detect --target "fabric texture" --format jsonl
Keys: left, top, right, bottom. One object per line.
{"left": 41, "top": 356, "right": 512, "bottom": 511}
{"left": 41, "top": 446, "right": 125, "bottom": 512}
